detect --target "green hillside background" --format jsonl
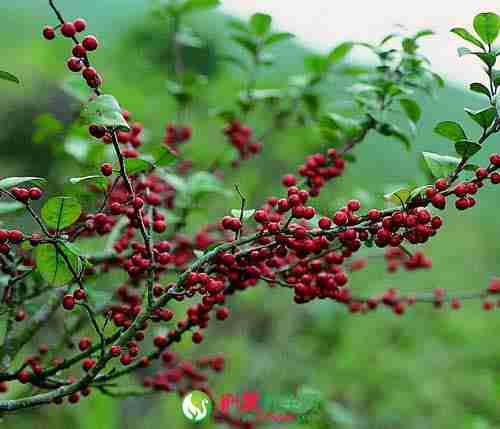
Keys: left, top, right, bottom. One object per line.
{"left": 1, "top": 1, "right": 500, "bottom": 428}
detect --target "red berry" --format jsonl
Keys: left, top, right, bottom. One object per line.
{"left": 60, "top": 22, "right": 76, "bottom": 38}
{"left": 62, "top": 295, "right": 75, "bottom": 311}
{"left": 67, "top": 57, "right": 83, "bottom": 72}
{"left": 153, "top": 220, "right": 166, "bottom": 233}
{"left": 17, "top": 369, "right": 31, "bottom": 384}
{"left": 110, "top": 345, "right": 122, "bottom": 357}
{"left": 333, "top": 211, "right": 348, "bottom": 226}
{"left": 100, "top": 163, "right": 113, "bottom": 176}
{"left": 82, "top": 35, "right": 98, "bottom": 51}
{"left": 29, "top": 187, "right": 43, "bottom": 200}
{"left": 8, "top": 230, "right": 23, "bottom": 244}
{"left": 490, "top": 153, "right": 500, "bottom": 166}
{"left": 89, "top": 124, "right": 106, "bottom": 139}
{"left": 15, "top": 309, "right": 26, "bottom": 322}
{"left": 192, "top": 331, "right": 203, "bottom": 344}
{"left": 73, "top": 18, "right": 87, "bottom": 32}
{"left": 68, "top": 393, "right": 80, "bottom": 404}
{"left": 318, "top": 217, "right": 332, "bottom": 230}
{"left": 431, "top": 193, "right": 446, "bottom": 210}
{"left": 281, "top": 174, "right": 296, "bottom": 187}
{"left": 434, "top": 179, "right": 448, "bottom": 191}
{"left": 254, "top": 210, "right": 268, "bottom": 223}
{"left": 72, "top": 44, "right": 87, "bottom": 58}
{"left": 455, "top": 198, "right": 469, "bottom": 211}
{"left": 83, "top": 67, "right": 97, "bottom": 81}
{"left": 347, "top": 199, "right": 361, "bottom": 212}
{"left": 120, "top": 353, "right": 132, "bottom": 366}
{"left": 451, "top": 298, "right": 461, "bottom": 310}
{"left": 78, "top": 337, "right": 91, "bottom": 351}
{"left": 82, "top": 358, "right": 95, "bottom": 371}
{"left": 216, "top": 307, "right": 230, "bottom": 320}
{"left": 42, "top": 26, "right": 55, "bottom": 40}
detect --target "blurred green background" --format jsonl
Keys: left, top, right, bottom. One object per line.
{"left": 1, "top": 1, "right": 500, "bottom": 428}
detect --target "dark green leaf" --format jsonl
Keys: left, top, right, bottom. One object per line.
{"left": 402, "top": 38, "right": 417, "bottom": 54}
{"left": 455, "top": 140, "right": 482, "bottom": 158}
{"left": 399, "top": 98, "right": 421, "bottom": 123}
{"left": 470, "top": 82, "right": 491, "bottom": 98}
{"left": 0, "top": 70, "right": 20, "bottom": 84}
{"left": 263, "top": 32, "right": 294, "bottom": 46}
{"left": 249, "top": 13, "right": 271, "bottom": 36}
{"left": 475, "top": 52, "right": 496, "bottom": 67}
{"left": 35, "top": 243, "right": 81, "bottom": 286}
{"left": 41, "top": 196, "right": 82, "bottom": 230}
{"left": 124, "top": 158, "right": 154, "bottom": 175}
{"left": 422, "top": 151, "right": 461, "bottom": 178}
{"left": 451, "top": 28, "right": 485, "bottom": 50}
{"left": 464, "top": 107, "right": 497, "bottom": 129}
{"left": 304, "top": 55, "right": 330, "bottom": 75}
{"left": 473, "top": 12, "right": 500, "bottom": 45}
{"left": 81, "top": 95, "right": 130, "bottom": 132}
{"left": 328, "top": 42, "right": 353, "bottom": 64}
{"left": 231, "top": 35, "right": 258, "bottom": 56}
{"left": 434, "top": 121, "right": 466, "bottom": 141}
{"left": 0, "top": 177, "right": 46, "bottom": 189}
{"left": 415, "top": 29, "right": 434, "bottom": 39}
{"left": 377, "top": 123, "right": 411, "bottom": 151}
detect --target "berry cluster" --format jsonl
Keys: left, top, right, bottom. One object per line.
{"left": 223, "top": 120, "right": 262, "bottom": 166}
{"left": 163, "top": 123, "right": 192, "bottom": 154}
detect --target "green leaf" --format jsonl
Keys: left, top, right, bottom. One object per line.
{"left": 188, "top": 172, "right": 229, "bottom": 201}
{"left": 70, "top": 175, "right": 108, "bottom": 191}
{"left": 0, "top": 202, "right": 24, "bottom": 215}
{"left": 0, "top": 177, "right": 46, "bottom": 189}
{"left": 32, "top": 114, "right": 63, "bottom": 145}
{"left": 304, "top": 54, "right": 330, "bottom": 75}
{"left": 179, "top": 0, "right": 220, "bottom": 14}
{"left": 230, "top": 209, "right": 255, "bottom": 219}
{"left": 384, "top": 186, "right": 412, "bottom": 204}
{"left": 422, "top": 152, "right": 461, "bottom": 178}
{"left": 263, "top": 32, "right": 294, "bottom": 46}
{"left": 176, "top": 30, "right": 203, "bottom": 48}
{"left": 328, "top": 42, "right": 353, "bottom": 64}
{"left": 153, "top": 146, "right": 177, "bottom": 167}
{"left": 414, "top": 29, "right": 434, "bottom": 39}
{"left": 377, "top": 123, "right": 411, "bottom": 151}
{"left": 470, "top": 82, "right": 491, "bottom": 98}
{"left": 399, "top": 98, "right": 421, "bottom": 123}
{"left": 434, "top": 121, "right": 466, "bottom": 141}
{"left": 451, "top": 28, "right": 485, "bottom": 50}
{"left": 457, "top": 47, "right": 473, "bottom": 57}
{"left": 81, "top": 95, "right": 130, "bottom": 132}
{"left": 464, "top": 107, "right": 497, "bottom": 129}
{"left": 41, "top": 196, "right": 82, "bottom": 230}
{"left": 0, "top": 70, "right": 20, "bottom": 84}
{"left": 475, "top": 52, "right": 497, "bottom": 67}
{"left": 473, "top": 12, "right": 500, "bottom": 45}
{"left": 124, "top": 158, "right": 154, "bottom": 175}
{"left": 455, "top": 140, "right": 482, "bottom": 158}
{"left": 250, "top": 13, "right": 271, "bottom": 36}
{"left": 409, "top": 185, "right": 432, "bottom": 200}
{"left": 231, "top": 35, "right": 258, "bottom": 56}
{"left": 35, "top": 243, "right": 81, "bottom": 286}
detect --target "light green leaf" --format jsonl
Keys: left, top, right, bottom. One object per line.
{"left": 81, "top": 95, "right": 130, "bottom": 132}
{"left": 41, "top": 196, "right": 82, "bottom": 230}
{"left": 230, "top": 209, "right": 255, "bottom": 219}
{"left": 35, "top": 243, "right": 81, "bottom": 286}
{"left": 0, "top": 177, "right": 46, "bottom": 189}
{"left": 384, "top": 186, "right": 412, "bottom": 204}
{"left": 451, "top": 28, "right": 485, "bottom": 50}
{"left": 250, "top": 13, "right": 271, "bottom": 36}
{"left": 0, "top": 202, "right": 24, "bottom": 215}
{"left": 328, "top": 42, "right": 353, "bottom": 64}
{"left": 464, "top": 107, "right": 497, "bottom": 129}
{"left": 124, "top": 158, "right": 154, "bottom": 175}
{"left": 434, "top": 121, "right": 466, "bottom": 141}
{"left": 473, "top": 12, "right": 500, "bottom": 45}
{"left": 422, "top": 151, "right": 461, "bottom": 178}
{"left": 70, "top": 175, "right": 108, "bottom": 191}
{"left": 263, "top": 32, "right": 294, "bottom": 46}
{"left": 153, "top": 146, "right": 177, "bottom": 167}
{"left": 0, "top": 70, "right": 20, "bottom": 84}
{"left": 179, "top": 0, "right": 220, "bottom": 14}
{"left": 455, "top": 140, "right": 482, "bottom": 158}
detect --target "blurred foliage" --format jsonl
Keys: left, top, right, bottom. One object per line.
{"left": 1, "top": 1, "right": 500, "bottom": 429}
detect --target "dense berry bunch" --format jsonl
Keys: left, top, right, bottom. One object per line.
{"left": 223, "top": 120, "right": 262, "bottom": 166}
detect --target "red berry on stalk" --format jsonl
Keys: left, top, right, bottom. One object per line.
{"left": 29, "top": 187, "right": 43, "bottom": 200}
{"left": 110, "top": 345, "right": 122, "bottom": 357}
{"left": 153, "top": 220, "right": 166, "bottom": 233}
{"left": 73, "top": 288, "right": 86, "bottom": 301}
{"left": 333, "top": 211, "right": 348, "bottom": 226}
{"left": 192, "top": 331, "right": 204, "bottom": 344}
{"left": 8, "top": 230, "right": 23, "bottom": 244}
{"left": 62, "top": 295, "right": 75, "bottom": 311}
{"left": 79, "top": 337, "right": 91, "bottom": 351}
{"left": 82, "top": 358, "right": 95, "bottom": 371}
{"left": 60, "top": 22, "right": 76, "bottom": 38}
{"left": 15, "top": 309, "right": 26, "bottom": 322}
{"left": 216, "top": 307, "right": 230, "bottom": 320}
{"left": 17, "top": 369, "right": 31, "bottom": 384}
{"left": 100, "top": 163, "right": 113, "bottom": 176}
{"left": 72, "top": 44, "right": 87, "bottom": 58}
{"left": 67, "top": 57, "right": 83, "bottom": 72}
{"left": 73, "top": 18, "right": 87, "bottom": 32}
{"left": 42, "top": 26, "right": 55, "bottom": 40}
{"left": 89, "top": 124, "right": 106, "bottom": 139}
{"left": 82, "top": 35, "right": 98, "bottom": 51}
{"left": 83, "top": 67, "right": 97, "bottom": 81}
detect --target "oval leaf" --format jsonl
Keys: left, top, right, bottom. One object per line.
{"left": 35, "top": 243, "right": 80, "bottom": 286}
{"left": 124, "top": 158, "right": 154, "bottom": 175}
{"left": 70, "top": 175, "right": 108, "bottom": 191}
{"left": 434, "top": 121, "right": 466, "bottom": 141}
{"left": 0, "top": 70, "right": 20, "bottom": 84}
{"left": 250, "top": 13, "right": 271, "bottom": 36}
{"left": 464, "top": 107, "right": 497, "bottom": 129}
{"left": 473, "top": 12, "right": 500, "bottom": 45}
{"left": 422, "top": 152, "right": 461, "bottom": 178}
{"left": 41, "top": 197, "right": 82, "bottom": 230}
{"left": 81, "top": 95, "right": 130, "bottom": 132}
{"left": 230, "top": 209, "right": 255, "bottom": 219}
{"left": 451, "top": 28, "right": 485, "bottom": 50}
{"left": 399, "top": 98, "right": 421, "bottom": 123}
{"left": 0, "top": 177, "right": 46, "bottom": 190}
{"left": 455, "top": 140, "right": 482, "bottom": 158}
